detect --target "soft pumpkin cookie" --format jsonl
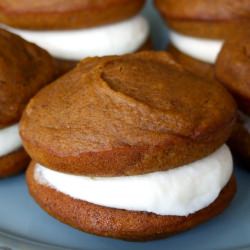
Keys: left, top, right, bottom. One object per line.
{"left": 20, "top": 52, "right": 236, "bottom": 176}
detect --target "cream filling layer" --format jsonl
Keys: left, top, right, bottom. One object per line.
{"left": 0, "top": 124, "right": 22, "bottom": 157}
{"left": 35, "top": 145, "right": 233, "bottom": 216}
{"left": 1, "top": 15, "right": 149, "bottom": 60}
{"left": 169, "top": 30, "right": 224, "bottom": 64}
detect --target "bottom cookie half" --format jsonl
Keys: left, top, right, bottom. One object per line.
{"left": 0, "top": 148, "right": 30, "bottom": 178}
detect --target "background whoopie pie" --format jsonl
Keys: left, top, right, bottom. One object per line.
{"left": 21, "top": 51, "right": 237, "bottom": 241}
{"left": 154, "top": 0, "right": 250, "bottom": 166}
{"left": 0, "top": 28, "right": 56, "bottom": 178}
{"left": 216, "top": 30, "right": 250, "bottom": 163}
{"left": 154, "top": 0, "right": 250, "bottom": 79}
{"left": 0, "top": 0, "right": 151, "bottom": 75}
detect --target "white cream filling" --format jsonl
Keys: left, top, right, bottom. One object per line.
{"left": 0, "top": 15, "right": 149, "bottom": 60}
{"left": 0, "top": 124, "right": 22, "bottom": 157}
{"left": 35, "top": 145, "right": 233, "bottom": 216}
{"left": 169, "top": 30, "right": 224, "bottom": 64}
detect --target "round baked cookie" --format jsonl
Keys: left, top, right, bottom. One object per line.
{"left": 20, "top": 52, "right": 236, "bottom": 177}
{"left": 27, "top": 163, "right": 236, "bottom": 241}
{"left": 0, "top": 28, "right": 56, "bottom": 178}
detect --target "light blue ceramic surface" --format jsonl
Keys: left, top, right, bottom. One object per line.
{"left": 0, "top": 1, "right": 250, "bottom": 249}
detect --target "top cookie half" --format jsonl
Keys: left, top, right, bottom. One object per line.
{"left": 20, "top": 52, "right": 236, "bottom": 176}
{"left": 155, "top": 0, "right": 250, "bottom": 38}
{"left": 0, "top": 28, "right": 56, "bottom": 128}
{"left": 0, "top": 0, "right": 145, "bottom": 29}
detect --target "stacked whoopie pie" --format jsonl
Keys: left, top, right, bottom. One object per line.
{"left": 0, "top": 0, "right": 150, "bottom": 74}
{"left": 154, "top": 0, "right": 250, "bottom": 79}
{"left": 0, "top": 28, "right": 56, "bottom": 178}
{"left": 21, "top": 51, "right": 237, "bottom": 240}
{"left": 155, "top": 0, "right": 250, "bottom": 163}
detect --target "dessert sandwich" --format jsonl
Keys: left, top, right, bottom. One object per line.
{"left": 0, "top": 28, "right": 56, "bottom": 178}
{"left": 154, "top": 0, "right": 250, "bottom": 79}
{"left": 0, "top": 0, "right": 151, "bottom": 75}
{"left": 155, "top": 0, "right": 250, "bottom": 163}
{"left": 216, "top": 30, "right": 250, "bottom": 162}
{"left": 21, "top": 51, "right": 237, "bottom": 240}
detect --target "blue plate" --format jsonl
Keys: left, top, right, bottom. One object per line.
{"left": 0, "top": 162, "right": 249, "bottom": 250}
{"left": 0, "top": 1, "right": 250, "bottom": 249}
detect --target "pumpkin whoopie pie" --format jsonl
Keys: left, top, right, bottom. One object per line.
{"left": 154, "top": 0, "right": 250, "bottom": 78}
{"left": 0, "top": 28, "right": 56, "bottom": 178}
{"left": 0, "top": 0, "right": 150, "bottom": 75}
{"left": 216, "top": 32, "right": 250, "bottom": 162}
{"left": 21, "top": 51, "right": 237, "bottom": 241}
{"left": 155, "top": 0, "right": 250, "bottom": 163}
